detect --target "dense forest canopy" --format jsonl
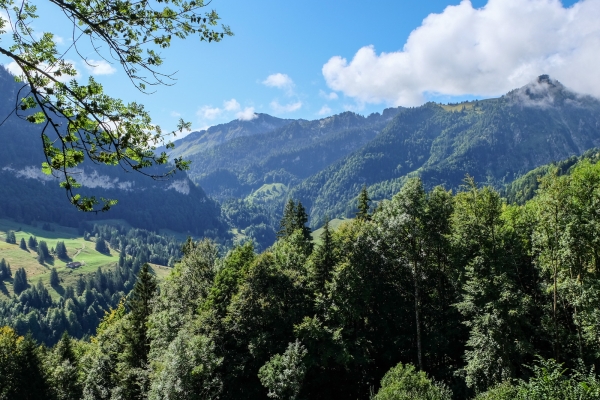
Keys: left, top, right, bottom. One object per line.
{"left": 4, "top": 155, "right": 600, "bottom": 398}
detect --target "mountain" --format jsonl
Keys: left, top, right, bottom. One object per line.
{"left": 168, "top": 75, "right": 600, "bottom": 227}
{"left": 167, "top": 113, "right": 293, "bottom": 158}
{"left": 0, "top": 67, "right": 226, "bottom": 237}
{"left": 172, "top": 107, "right": 402, "bottom": 199}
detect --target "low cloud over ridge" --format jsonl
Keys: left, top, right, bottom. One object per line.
{"left": 323, "top": 0, "right": 600, "bottom": 106}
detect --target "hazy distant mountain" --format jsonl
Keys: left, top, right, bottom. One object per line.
{"left": 167, "top": 113, "right": 293, "bottom": 158}
{"left": 172, "top": 107, "right": 402, "bottom": 199}
{"left": 0, "top": 67, "right": 225, "bottom": 236}
{"left": 168, "top": 75, "right": 600, "bottom": 227}
{"left": 295, "top": 75, "right": 600, "bottom": 224}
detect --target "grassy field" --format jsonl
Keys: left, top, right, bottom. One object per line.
{"left": 0, "top": 219, "right": 171, "bottom": 300}
{"left": 247, "top": 183, "right": 288, "bottom": 203}
{"left": 311, "top": 218, "right": 351, "bottom": 245}
{"left": 440, "top": 102, "right": 478, "bottom": 112}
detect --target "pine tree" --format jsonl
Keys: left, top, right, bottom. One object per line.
{"left": 119, "top": 250, "right": 125, "bottom": 268}
{"left": 0, "top": 258, "right": 8, "bottom": 280}
{"left": 278, "top": 199, "right": 298, "bottom": 239}
{"left": 48, "top": 332, "right": 82, "bottom": 400}
{"left": 76, "top": 276, "right": 86, "bottom": 296}
{"left": 37, "top": 247, "right": 46, "bottom": 264}
{"left": 13, "top": 268, "right": 28, "bottom": 294}
{"left": 39, "top": 241, "right": 50, "bottom": 259}
{"left": 55, "top": 241, "right": 68, "bottom": 259}
{"left": 19, "top": 238, "right": 27, "bottom": 250}
{"left": 125, "top": 263, "right": 158, "bottom": 368}
{"left": 5, "top": 230, "right": 16, "bottom": 244}
{"left": 356, "top": 185, "right": 371, "bottom": 221}
{"left": 95, "top": 238, "right": 108, "bottom": 254}
{"left": 28, "top": 236, "right": 38, "bottom": 249}
{"left": 310, "top": 216, "right": 336, "bottom": 294}
{"left": 50, "top": 268, "right": 60, "bottom": 287}
{"left": 295, "top": 201, "right": 312, "bottom": 242}
{"left": 55, "top": 331, "right": 76, "bottom": 365}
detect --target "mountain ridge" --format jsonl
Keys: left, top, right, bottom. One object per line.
{"left": 167, "top": 75, "right": 600, "bottom": 227}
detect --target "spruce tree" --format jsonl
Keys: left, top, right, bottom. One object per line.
{"left": 5, "top": 230, "right": 16, "bottom": 244}
{"left": 38, "top": 241, "right": 50, "bottom": 259}
{"left": 28, "top": 236, "right": 37, "bottom": 249}
{"left": 37, "top": 246, "right": 45, "bottom": 264}
{"left": 310, "top": 216, "right": 336, "bottom": 294}
{"left": 50, "top": 268, "right": 60, "bottom": 287}
{"left": 119, "top": 250, "right": 125, "bottom": 268}
{"left": 49, "top": 332, "right": 82, "bottom": 400}
{"left": 13, "top": 268, "right": 28, "bottom": 294}
{"left": 278, "top": 199, "right": 297, "bottom": 239}
{"left": 356, "top": 185, "right": 371, "bottom": 221}
{"left": 55, "top": 241, "right": 68, "bottom": 259}
{"left": 19, "top": 238, "right": 27, "bottom": 250}
{"left": 125, "top": 263, "right": 158, "bottom": 368}
{"left": 17, "top": 334, "right": 51, "bottom": 399}
{"left": 95, "top": 238, "right": 108, "bottom": 254}
{"left": 295, "top": 201, "right": 312, "bottom": 242}
{"left": 0, "top": 258, "right": 7, "bottom": 280}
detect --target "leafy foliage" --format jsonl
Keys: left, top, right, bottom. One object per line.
{"left": 7, "top": 158, "right": 600, "bottom": 398}
{"left": 0, "top": 0, "right": 231, "bottom": 211}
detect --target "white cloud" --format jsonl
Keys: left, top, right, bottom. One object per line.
{"left": 224, "top": 98, "right": 241, "bottom": 111}
{"left": 197, "top": 105, "right": 222, "bottom": 120}
{"left": 170, "top": 111, "right": 182, "bottom": 117}
{"left": 323, "top": 0, "right": 600, "bottom": 106}
{"left": 263, "top": 73, "right": 295, "bottom": 94}
{"left": 236, "top": 107, "right": 258, "bottom": 121}
{"left": 319, "top": 90, "right": 339, "bottom": 100}
{"left": 6, "top": 60, "right": 80, "bottom": 82}
{"left": 318, "top": 105, "right": 332, "bottom": 116}
{"left": 270, "top": 101, "right": 302, "bottom": 113}
{"left": 84, "top": 59, "right": 117, "bottom": 75}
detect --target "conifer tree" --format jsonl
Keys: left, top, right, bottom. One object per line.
{"left": 13, "top": 267, "right": 28, "bottom": 294}
{"left": 19, "top": 238, "right": 27, "bottom": 250}
{"left": 39, "top": 241, "right": 50, "bottom": 259}
{"left": 50, "top": 268, "right": 60, "bottom": 287}
{"left": 119, "top": 250, "right": 126, "bottom": 268}
{"left": 55, "top": 241, "right": 68, "bottom": 259}
{"left": 125, "top": 263, "right": 158, "bottom": 368}
{"left": 48, "top": 332, "right": 82, "bottom": 400}
{"left": 278, "top": 199, "right": 298, "bottom": 239}
{"left": 295, "top": 201, "right": 312, "bottom": 242}
{"left": 310, "top": 216, "right": 336, "bottom": 294}
{"left": 37, "top": 247, "right": 46, "bottom": 264}
{"left": 0, "top": 258, "right": 9, "bottom": 280}
{"left": 278, "top": 199, "right": 312, "bottom": 243}
{"left": 28, "top": 236, "right": 37, "bottom": 249}
{"left": 95, "top": 238, "right": 109, "bottom": 254}
{"left": 5, "top": 230, "right": 16, "bottom": 244}
{"left": 356, "top": 185, "right": 371, "bottom": 221}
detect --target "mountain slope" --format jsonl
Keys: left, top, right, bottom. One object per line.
{"left": 293, "top": 76, "right": 600, "bottom": 224}
{"left": 175, "top": 108, "right": 401, "bottom": 199}
{"left": 0, "top": 67, "right": 226, "bottom": 236}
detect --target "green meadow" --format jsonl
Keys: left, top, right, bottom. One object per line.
{"left": 0, "top": 219, "right": 171, "bottom": 300}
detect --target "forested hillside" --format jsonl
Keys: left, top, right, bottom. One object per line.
{"left": 169, "top": 75, "right": 600, "bottom": 231}
{"left": 0, "top": 67, "right": 226, "bottom": 237}
{"left": 0, "top": 222, "right": 183, "bottom": 346}
{"left": 5, "top": 161, "right": 600, "bottom": 398}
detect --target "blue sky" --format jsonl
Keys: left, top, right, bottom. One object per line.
{"left": 1, "top": 0, "right": 592, "bottom": 135}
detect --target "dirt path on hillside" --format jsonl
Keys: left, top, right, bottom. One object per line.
{"left": 72, "top": 241, "right": 85, "bottom": 259}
